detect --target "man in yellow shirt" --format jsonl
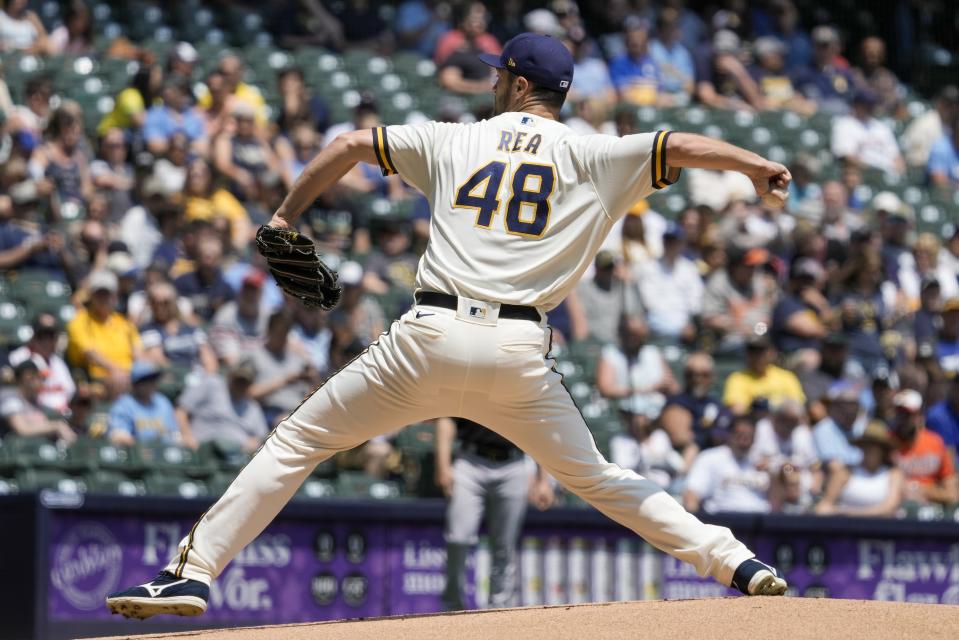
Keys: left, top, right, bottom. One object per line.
{"left": 723, "top": 335, "right": 805, "bottom": 414}
{"left": 67, "top": 270, "right": 142, "bottom": 397}
{"left": 195, "top": 54, "right": 267, "bottom": 128}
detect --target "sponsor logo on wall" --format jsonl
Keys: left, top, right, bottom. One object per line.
{"left": 50, "top": 522, "right": 123, "bottom": 610}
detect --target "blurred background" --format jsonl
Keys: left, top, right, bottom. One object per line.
{"left": 1, "top": 0, "right": 959, "bottom": 638}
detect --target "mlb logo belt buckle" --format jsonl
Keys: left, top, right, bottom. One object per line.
{"left": 456, "top": 296, "right": 500, "bottom": 326}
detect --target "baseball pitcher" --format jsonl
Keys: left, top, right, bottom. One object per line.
{"left": 108, "top": 33, "right": 790, "bottom": 619}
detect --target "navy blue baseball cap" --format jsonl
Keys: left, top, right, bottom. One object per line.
{"left": 478, "top": 33, "right": 574, "bottom": 93}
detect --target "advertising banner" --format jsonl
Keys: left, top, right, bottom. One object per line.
{"left": 46, "top": 506, "right": 959, "bottom": 627}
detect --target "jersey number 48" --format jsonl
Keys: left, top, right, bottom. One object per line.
{"left": 453, "top": 161, "right": 555, "bottom": 238}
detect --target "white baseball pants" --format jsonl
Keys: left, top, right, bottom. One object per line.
{"left": 166, "top": 299, "right": 755, "bottom": 587}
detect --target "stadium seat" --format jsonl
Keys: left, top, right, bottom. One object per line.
{"left": 294, "top": 478, "right": 336, "bottom": 501}
{"left": 336, "top": 471, "right": 401, "bottom": 499}
{"left": 69, "top": 437, "right": 143, "bottom": 474}
{"left": 143, "top": 473, "right": 209, "bottom": 498}
{"left": 16, "top": 468, "right": 86, "bottom": 494}
{"left": 4, "top": 434, "right": 67, "bottom": 471}
{"left": 84, "top": 470, "right": 144, "bottom": 496}
{"left": 137, "top": 443, "right": 218, "bottom": 479}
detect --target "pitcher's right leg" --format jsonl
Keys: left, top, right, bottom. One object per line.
{"left": 472, "top": 369, "right": 762, "bottom": 590}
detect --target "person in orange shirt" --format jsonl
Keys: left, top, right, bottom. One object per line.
{"left": 66, "top": 270, "right": 143, "bottom": 397}
{"left": 891, "top": 390, "right": 958, "bottom": 507}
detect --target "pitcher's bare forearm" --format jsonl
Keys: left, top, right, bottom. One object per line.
{"left": 271, "top": 129, "right": 380, "bottom": 226}
{"left": 665, "top": 132, "right": 777, "bottom": 176}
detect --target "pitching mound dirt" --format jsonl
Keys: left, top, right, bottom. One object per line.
{"left": 99, "top": 597, "right": 958, "bottom": 640}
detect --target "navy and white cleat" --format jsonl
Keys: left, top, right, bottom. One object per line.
{"left": 732, "top": 558, "right": 788, "bottom": 596}
{"left": 106, "top": 571, "right": 209, "bottom": 620}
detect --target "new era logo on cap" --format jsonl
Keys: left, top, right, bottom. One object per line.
{"left": 478, "top": 32, "right": 574, "bottom": 93}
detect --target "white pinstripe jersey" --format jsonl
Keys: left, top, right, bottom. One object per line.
{"left": 372, "top": 112, "right": 679, "bottom": 311}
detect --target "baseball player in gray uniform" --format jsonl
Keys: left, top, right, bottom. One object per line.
{"left": 436, "top": 417, "right": 554, "bottom": 610}
{"left": 108, "top": 32, "right": 790, "bottom": 620}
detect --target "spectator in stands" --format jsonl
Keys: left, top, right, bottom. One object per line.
{"left": 637, "top": 222, "right": 702, "bottom": 342}
{"left": 902, "top": 85, "right": 958, "bottom": 168}
{"left": 37, "top": 103, "right": 94, "bottom": 219}
{"left": 7, "top": 313, "right": 76, "bottom": 414}
{"left": 891, "top": 389, "right": 958, "bottom": 507}
{"left": 0, "top": 0, "right": 50, "bottom": 55}
{"left": 434, "top": 2, "right": 500, "bottom": 66}
{"left": 900, "top": 234, "right": 959, "bottom": 309}
{"left": 648, "top": 7, "right": 694, "bottom": 103}
{"left": 198, "top": 70, "right": 232, "bottom": 142}
{"left": 573, "top": 251, "right": 642, "bottom": 346}
{"left": 611, "top": 394, "right": 694, "bottom": 493}
{"left": 144, "top": 123, "right": 185, "bottom": 189}
{"left": 0, "top": 188, "right": 69, "bottom": 276}
{"left": 289, "top": 302, "right": 332, "bottom": 379}
{"left": 328, "top": 261, "right": 385, "bottom": 347}
{"left": 812, "top": 380, "right": 865, "bottom": 467}
{"left": 140, "top": 281, "right": 218, "bottom": 374}
{"left": 830, "top": 90, "right": 905, "bottom": 176}
{"left": 684, "top": 415, "right": 771, "bottom": 513}
{"left": 210, "top": 269, "right": 270, "bottom": 367}
{"left": 66, "top": 269, "right": 142, "bottom": 396}
{"left": 819, "top": 181, "right": 863, "bottom": 250}
{"left": 609, "top": 18, "right": 666, "bottom": 107}
{"left": 438, "top": 6, "right": 499, "bottom": 96}
{"left": 213, "top": 101, "right": 281, "bottom": 203}
{"left": 693, "top": 29, "right": 763, "bottom": 112}
{"left": 661, "top": 352, "right": 726, "bottom": 451}
{"left": 926, "top": 375, "right": 959, "bottom": 456}
{"left": 0, "top": 360, "right": 75, "bottom": 442}
{"left": 912, "top": 276, "right": 941, "bottom": 347}
{"left": 814, "top": 419, "right": 903, "bottom": 517}
{"left": 564, "top": 26, "right": 616, "bottom": 112}
{"left": 768, "top": 0, "right": 811, "bottom": 71}
{"left": 395, "top": 0, "right": 448, "bottom": 58}
{"left": 197, "top": 54, "right": 267, "bottom": 128}
{"left": 97, "top": 62, "right": 163, "bottom": 138}
{"left": 723, "top": 335, "right": 806, "bottom": 415}
{"left": 166, "top": 41, "right": 197, "bottom": 79}
{"left": 834, "top": 248, "right": 898, "bottom": 373}
{"left": 748, "top": 36, "right": 816, "bottom": 115}
{"left": 786, "top": 153, "right": 823, "bottom": 217}
{"left": 6, "top": 75, "right": 51, "bottom": 140}
{"left": 48, "top": 0, "right": 93, "bottom": 56}
{"left": 851, "top": 36, "right": 903, "bottom": 118}
{"left": 596, "top": 315, "right": 677, "bottom": 423}
{"left": 108, "top": 360, "right": 191, "bottom": 447}
{"left": 275, "top": 66, "right": 329, "bottom": 136}
{"left": 143, "top": 76, "right": 207, "bottom": 157}
{"left": 182, "top": 158, "right": 250, "bottom": 253}
{"left": 249, "top": 310, "right": 319, "bottom": 426}
{"left": 771, "top": 258, "right": 830, "bottom": 371}
{"left": 927, "top": 113, "right": 959, "bottom": 188}
{"left": 752, "top": 399, "right": 820, "bottom": 510}
{"left": 173, "top": 233, "right": 234, "bottom": 322}
{"left": 364, "top": 217, "right": 419, "bottom": 302}
{"left": 702, "top": 247, "right": 776, "bottom": 356}
{"left": 176, "top": 358, "right": 268, "bottom": 453}
{"left": 90, "top": 127, "right": 135, "bottom": 222}
{"left": 792, "top": 25, "right": 856, "bottom": 114}
{"left": 276, "top": 123, "right": 321, "bottom": 191}
{"left": 800, "top": 332, "right": 867, "bottom": 423}
{"left": 937, "top": 298, "right": 959, "bottom": 375}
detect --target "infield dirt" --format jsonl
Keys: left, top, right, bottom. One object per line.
{"left": 98, "top": 596, "right": 959, "bottom": 640}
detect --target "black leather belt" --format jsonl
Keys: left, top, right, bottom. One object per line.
{"left": 460, "top": 441, "right": 524, "bottom": 463}
{"left": 415, "top": 291, "right": 541, "bottom": 322}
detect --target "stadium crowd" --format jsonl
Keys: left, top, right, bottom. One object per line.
{"left": 0, "top": 0, "right": 957, "bottom": 519}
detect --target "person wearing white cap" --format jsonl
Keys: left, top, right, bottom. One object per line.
{"left": 328, "top": 261, "right": 385, "bottom": 346}
{"left": 168, "top": 41, "right": 198, "bottom": 78}
{"left": 66, "top": 269, "right": 143, "bottom": 397}
{"left": 890, "top": 389, "right": 958, "bottom": 507}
